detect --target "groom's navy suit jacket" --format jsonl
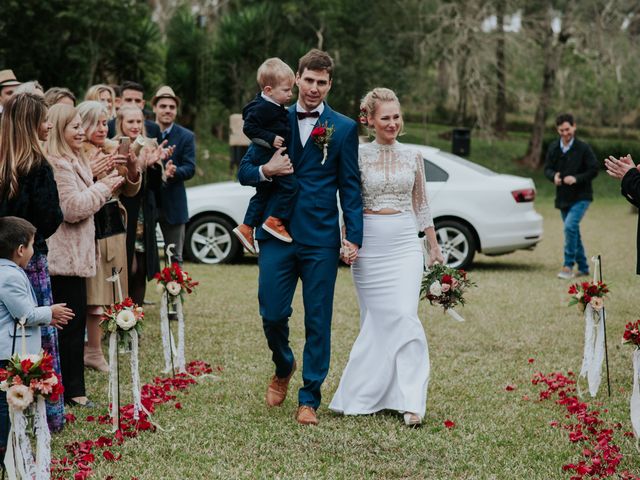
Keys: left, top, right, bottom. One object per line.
{"left": 238, "top": 103, "right": 363, "bottom": 248}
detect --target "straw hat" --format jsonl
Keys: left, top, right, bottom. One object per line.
{"left": 0, "top": 70, "right": 20, "bottom": 88}
{"left": 151, "top": 86, "right": 180, "bottom": 107}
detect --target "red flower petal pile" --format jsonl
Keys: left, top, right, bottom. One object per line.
{"left": 50, "top": 360, "right": 216, "bottom": 479}
{"left": 532, "top": 371, "right": 639, "bottom": 479}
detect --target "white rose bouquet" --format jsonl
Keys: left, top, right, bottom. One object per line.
{"left": 100, "top": 297, "right": 144, "bottom": 349}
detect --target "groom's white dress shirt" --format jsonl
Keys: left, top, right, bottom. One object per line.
{"left": 296, "top": 102, "right": 324, "bottom": 147}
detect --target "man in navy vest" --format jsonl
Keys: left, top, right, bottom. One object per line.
{"left": 152, "top": 86, "right": 196, "bottom": 265}
{"left": 238, "top": 49, "right": 363, "bottom": 426}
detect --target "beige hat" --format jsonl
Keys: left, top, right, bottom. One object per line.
{"left": 0, "top": 70, "right": 20, "bottom": 88}
{"left": 151, "top": 85, "right": 180, "bottom": 107}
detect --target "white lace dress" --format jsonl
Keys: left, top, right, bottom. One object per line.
{"left": 329, "top": 141, "right": 433, "bottom": 418}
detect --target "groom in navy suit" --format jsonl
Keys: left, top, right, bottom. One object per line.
{"left": 238, "top": 49, "right": 363, "bottom": 425}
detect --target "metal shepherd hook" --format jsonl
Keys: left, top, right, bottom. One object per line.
{"left": 164, "top": 243, "right": 177, "bottom": 377}
{"left": 597, "top": 255, "right": 612, "bottom": 397}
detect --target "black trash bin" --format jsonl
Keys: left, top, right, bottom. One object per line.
{"left": 452, "top": 128, "right": 471, "bottom": 157}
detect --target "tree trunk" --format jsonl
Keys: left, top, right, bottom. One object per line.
{"left": 455, "top": 46, "right": 470, "bottom": 126}
{"left": 493, "top": 0, "right": 507, "bottom": 136}
{"left": 522, "top": 21, "right": 574, "bottom": 169}
{"left": 521, "top": 34, "right": 558, "bottom": 169}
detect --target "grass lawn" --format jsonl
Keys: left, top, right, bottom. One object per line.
{"left": 52, "top": 195, "right": 640, "bottom": 479}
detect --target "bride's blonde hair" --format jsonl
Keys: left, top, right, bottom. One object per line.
{"left": 359, "top": 87, "right": 404, "bottom": 136}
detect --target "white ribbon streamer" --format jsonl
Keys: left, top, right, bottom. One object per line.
{"left": 631, "top": 348, "right": 640, "bottom": 438}
{"left": 4, "top": 398, "right": 49, "bottom": 480}
{"left": 4, "top": 323, "right": 51, "bottom": 479}
{"left": 34, "top": 396, "right": 50, "bottom": 479}
{"left": 160, "top": 292, "right": 173, "bottom": 374}
{"left": 446, "top": 308, "right": 465, "bottom": 322}
{"left": 176, "top": 298, "right": 186, "bottom": 373}
{"left": 160, "top": 292, "right": 186, "bottom": 374}
{"left": 4, "top": 409, "right": 34, "bottom": 480}
{"left": 108, "top": 332, "right": 119, "bottom": 431}
{"left": 579, "top": 304, "right": 605, "bottom": 397}
{"left": 107, "top": 330, "right": 150, "bottom": 429}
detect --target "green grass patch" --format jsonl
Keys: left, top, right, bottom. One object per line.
{"left": 53, "top": 198, "right": 640, "bottom": 479}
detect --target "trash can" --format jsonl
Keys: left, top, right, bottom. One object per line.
{"left": 452, "top": 128, "right": 471, "bottom": 157}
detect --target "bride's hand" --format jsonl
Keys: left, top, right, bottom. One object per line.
{"left": 428, "top": 246, "right": 444, "bottom": 267}
{"left": 340, "top": 239, "right": 359, "bottom": 265}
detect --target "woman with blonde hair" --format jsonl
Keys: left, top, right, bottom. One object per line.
{"left": 0, "top": 92, "right": 69, "bottom": 430}
{"left": 116, "top": 105, "right": 164, "bottom": 305}
{"left": 329, "top": 88, "right": 443, "bottom": 426}
{"left": 84, "top": 84, "right": 116, "bottom": 119}
{"left": 78, "top": 100, "right": 142, "bottom": 372}
{"left": 43, "top": 87, "right": 76, "bottom": 107}
{"left": 45, "top": 103, "right": 124, "bottom": 407}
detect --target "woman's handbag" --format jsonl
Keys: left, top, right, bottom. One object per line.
{"left": 94, "top": 198, "right": 126, "bottom": 239}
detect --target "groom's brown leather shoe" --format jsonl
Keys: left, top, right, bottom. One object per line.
{"left": 265, "top": 361, "right": 296, "bottom": 407}
{"left": 295, "top": 405, "right": 318, "bottom": 426}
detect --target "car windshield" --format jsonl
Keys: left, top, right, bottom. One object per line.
{"left": 438, "top": 152, "right": 498, "bottom": 176}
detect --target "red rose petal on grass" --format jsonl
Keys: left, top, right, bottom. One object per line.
{"left": 505, "top": 384, "right": 517, "bottom": 391}
{"left": 103, "top": 450, "right": 122, "bottom": 461}
{"left": 85, "top": 415, "right": 95, "bottom": 422}
{"left": 549, "top": 421, "right": 559, "bottom": 427}
{"left": 528, "top": 358, "right": 535, "bottom": 364}
{"left": 175, "top": 402, "right": 182, "bottom": 409}
{"left": 64, "top": 413, "right": 76, "bottom": 423}
{"left": 624, "top": 431, "right": 635, "bottom": 438}
{"left": 443, "top": 420, "right": 455, "bottom": 429}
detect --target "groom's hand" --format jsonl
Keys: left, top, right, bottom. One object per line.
{"left": 262, "top": 147, "right": 293, "bottom": 178}
{"left": 341, "top": 239, "right": 359, "bottom": 265}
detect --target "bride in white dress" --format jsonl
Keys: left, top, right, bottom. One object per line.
{"left": 329, "top": 88, "right": 443, "bottom": 426}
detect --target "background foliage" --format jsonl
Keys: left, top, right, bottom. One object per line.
{"left": 1, "top": 0, "right": 640, "bottom": 167}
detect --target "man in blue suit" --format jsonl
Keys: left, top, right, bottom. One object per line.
{"left": 238, "top": 49, "right": 363, "bottom": 426}
{"left": 152, "top": 86, "right": 196, "bottom": 265}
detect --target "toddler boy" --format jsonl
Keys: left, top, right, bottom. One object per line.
{"left": 233, "top": 58, "right": 298, "bottom": 253}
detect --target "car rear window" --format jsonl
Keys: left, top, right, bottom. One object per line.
{"left": 423, "top": 159, "right": 449, "bottom": 182}
{"left": 438, "top": 152, "right": 498, "bottom": 176}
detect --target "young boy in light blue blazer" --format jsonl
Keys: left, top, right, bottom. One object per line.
{"left": 0, "top": 217, "right": 72, "bottom": 459}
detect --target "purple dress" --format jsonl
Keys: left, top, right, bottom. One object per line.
{"left": 24, "top": 253, "right": 65, "bottom": 433}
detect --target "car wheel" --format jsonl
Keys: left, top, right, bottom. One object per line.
{"left": 185, "top": 215, "right": 241, "bottom": 264}
{"left": 434, "top": 220, "right": 476, "bottom": 269}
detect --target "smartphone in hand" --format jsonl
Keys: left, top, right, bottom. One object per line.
{"left": 118, "top": 136, "right": 131, "bottom": 156}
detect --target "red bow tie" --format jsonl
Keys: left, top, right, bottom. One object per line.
{"left": 297, "top": 111, "right": 320, "bottom": 120}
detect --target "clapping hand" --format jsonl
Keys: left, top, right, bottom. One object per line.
{"left": 164, "top": 159, "right": 177, "bottom": 179}
{"left": 605, "top": 154, "right": 636, "bottom": 180}
{"left": 90, "top": 150, "right": 115, "bottom": 178}
{"left": 50, "top": 303, "right": 74, "bottom": 330}
{"left": 99, "top": 170, "right": 125, "bottom": 193}
{"left": 159, "top": 140, "right": 175, "bottom": 161}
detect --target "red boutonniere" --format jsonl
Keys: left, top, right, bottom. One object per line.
{"left": 311, "top": 121, "right": 335, "bottom": 165}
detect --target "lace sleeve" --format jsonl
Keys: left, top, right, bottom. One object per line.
{"left": 412, "top": 152, "right": 434, "bottom": 230}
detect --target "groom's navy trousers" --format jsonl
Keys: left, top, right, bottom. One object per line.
{"left": 238, "top": 102, "right": 363, "bottom": 409}
{"left": 258, "top": 239, "right": 339, "bottom": 408}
